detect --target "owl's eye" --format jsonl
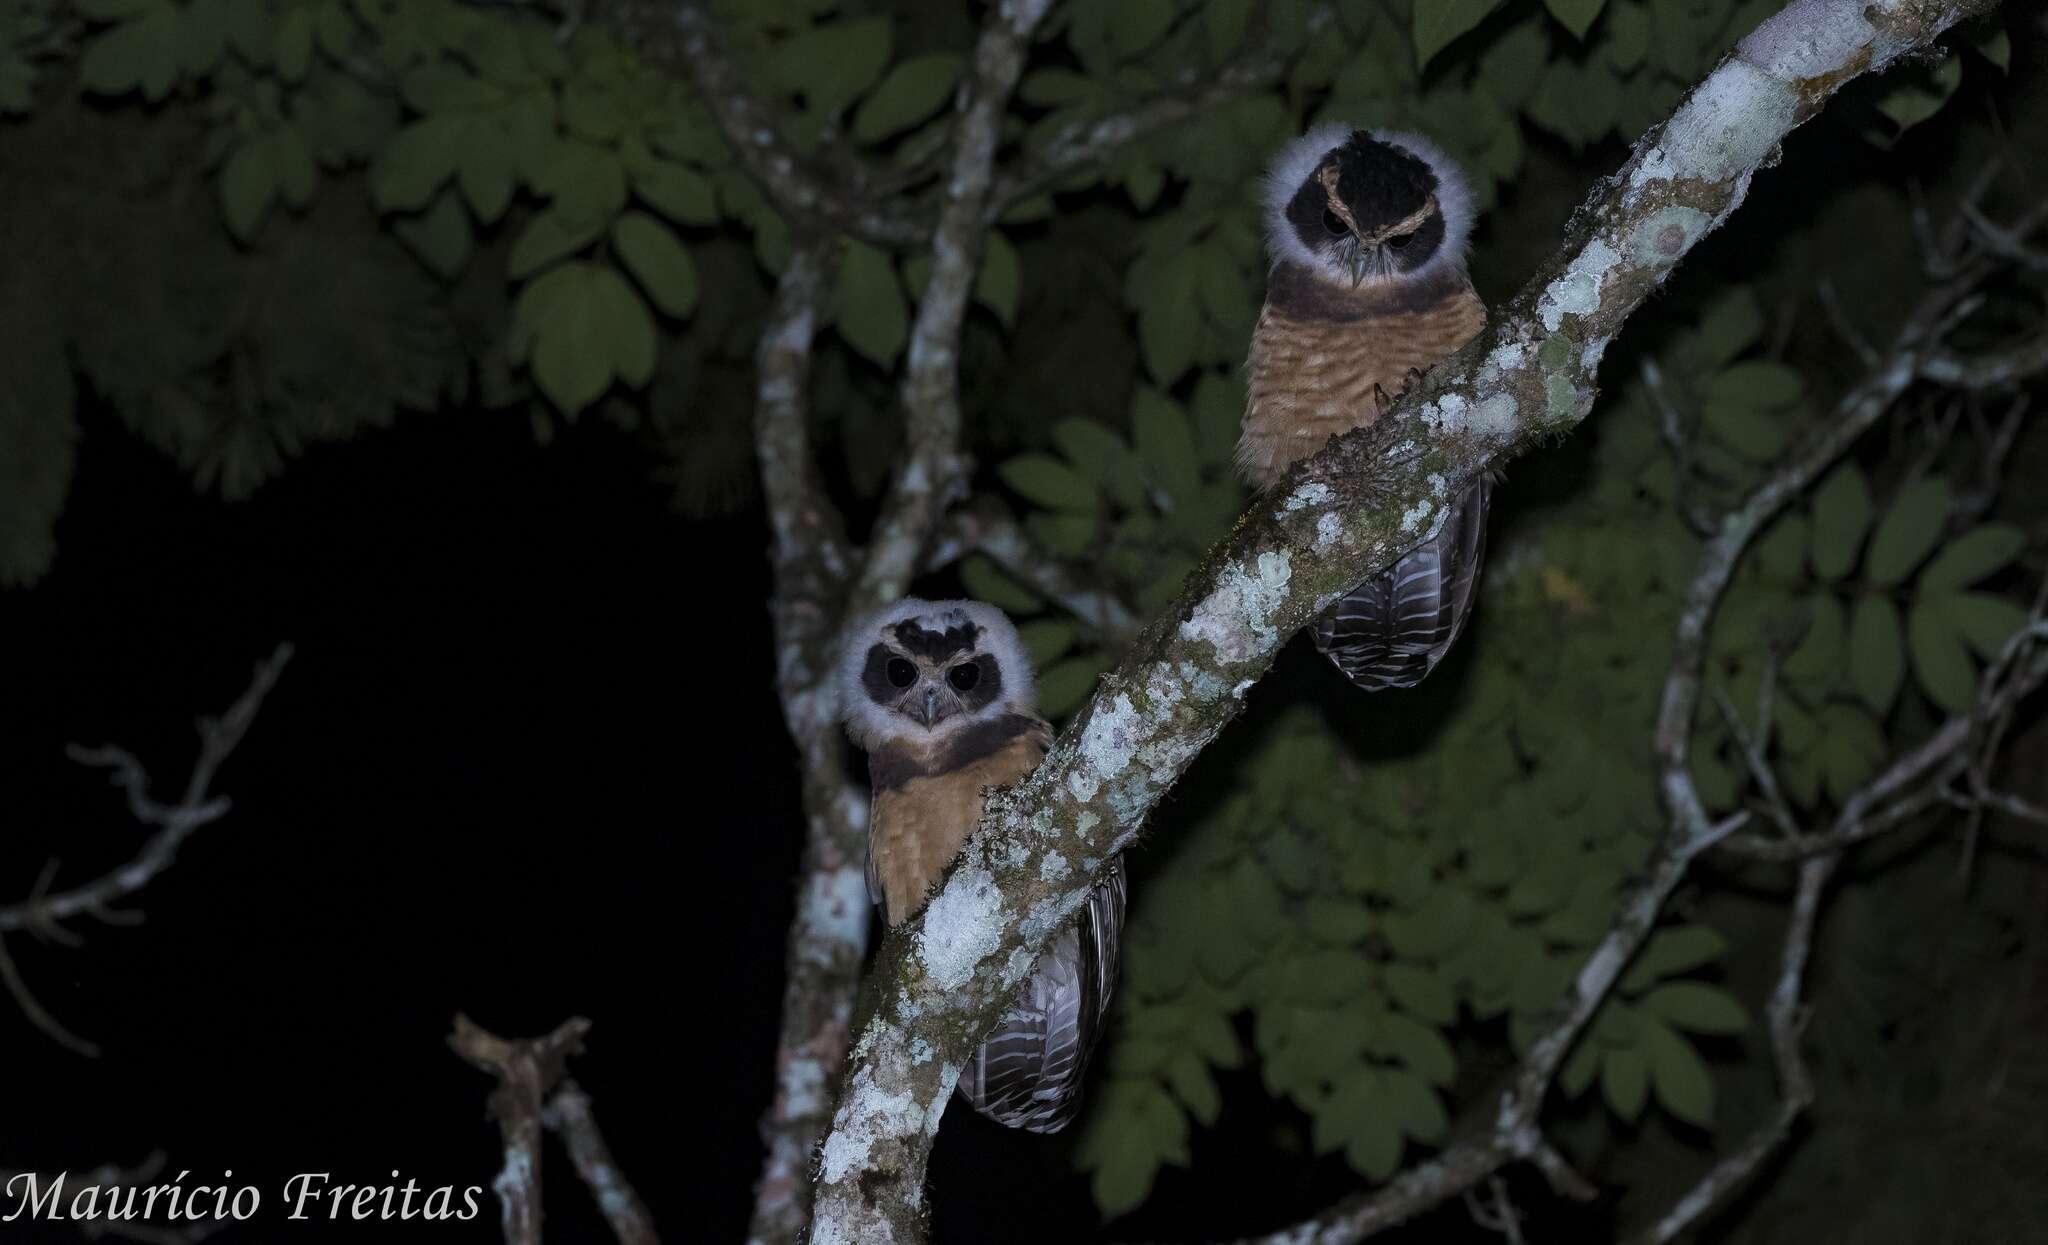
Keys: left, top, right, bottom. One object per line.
{"left": 1386, "top": 230, "right": 1417, "bottom": 250}
{"left": 1321, "top": 208, "right": 1348, "bottom": 237}
{"left": 948, "top": 663, "right": 981, "bottom": 692}
{"left": 886, "top": 657, "right": 918, "bottom": 688}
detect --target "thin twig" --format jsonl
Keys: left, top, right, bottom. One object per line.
{"left": 543, "top": 1080, "right": 661, "bottom": 1245}
{"left": 449, "top": 1014, "right": 593, "bottom": 1245}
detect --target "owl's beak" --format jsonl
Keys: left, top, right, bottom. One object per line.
{"left": 1341, "top": 239, "right": 1370, "bottom": 287}
{"left": 917, "top": 685, "right": 946, "bottom": 728}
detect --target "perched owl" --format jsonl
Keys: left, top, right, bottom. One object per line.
{"left": 839, "top": 598, "right": 1126, "bottom": 1133}
{"left": 1240, "top": 124, "right": 1493, "bottom": 691}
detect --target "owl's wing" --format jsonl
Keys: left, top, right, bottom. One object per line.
{"left": 956, "top": 856, "right": 1127, "bottom": 1134}
{"left": 1313, "top": 473, "right": 1492, "bottom": 690}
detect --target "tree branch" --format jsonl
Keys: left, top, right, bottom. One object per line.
{"left": 621, "top": 2, "right": 925, "bottom": 247}
{"left": 1628, "top": 854, "right": 1832, "bottom": 1244}
{"left": 982, "top": 4, "right": 1338, "bottom": 212}
{"left": 542, "top": 1080, "right": 661, "bottom": 1245}
{"left": 809, "top": 2, "right": 2000, "bottom": 1241}
{"left": 926, "top": 508, "right": 1142, "bottom": 647}
{"left": 0, "top": 643, "right": 291, "bottom": 1057}
{"left": 844, "top": 0, "right": 1055, "bottom": 615}
{"left": 448, "top": 1014, "right": 593, "bottom": 1245}
{"left": 743, "top": 244, "right": 880, "bottom": 1245}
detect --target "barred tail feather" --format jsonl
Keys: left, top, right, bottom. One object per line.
{"left": 1313, "top": 475, "right": 1492, "bottom": 691}
{"left": 956, "top": 858, "right": 1127, "bottom": 1134}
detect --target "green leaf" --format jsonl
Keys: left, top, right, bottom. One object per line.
{"left": 372, "top": 115, "right": 466, "bottom": 212}
{"left": 1383, "top": 964, "right": 1456, "bottom": 1026}
{"left": 1945, "top": 591, "right": 2029, "bottom": 662}
{"left": 1920, "top": 524, "right": 2026, "bottom": 592}
{"left": 1910, "top": 591, "right": 1973, "bottom": 712}
{"left": 275, "top": 5, "right": 313, "bottom": 83}
{"left": 1132, "top": 390, "right": 1200, "bottom": 505}
{"left": 1136, "top": 265, "right": 1201, "bottom": 384}
{"left": 632, "top": 160, "right": 720, "bottom": 226}
{"left": 1367, "top": 1012, "right": 1456, "bottom": 1087}
{"left": 1974, "top": 25, "right": 2011, "bottom": 73}
{"left": 1090, "top": 1144, "right": 1159, "bottom": 1219}
{"left": 1600, "top": 1, "right": 1651, "bottom": 71}
{"left": 76, "top": 0, "right": 162, "bottom": 17}
{"left": 179, "top": 0, "right": 229, "bottom": 76}
{"left": 773, "top": 16, "right": 892, "bottom": 119}
{"left": 1601, "top": 1046, "right": 1648, "bottom": 1121}
{"left": 611, "top": 212, "right": 699, "bottom": 318}
{"left": 1206, "top": 0, "right": 1252, "bottom": 64}
{"left": 536, "top": 141, "right": 628, "bottom": 229}
{"left": 219, "top": 140, "right": 279, "bottom": 242}
{"left": 1782, "top": 593, "right": 1843, "bottom": 685}
{"left": 393, "top": 190, "right": 473, "bottom": 278}
{"left": 1379, "top": 1067, "right": 1449, "bottom": 1143}
{"left": 1691, "top": 286, "right": 1764, "bottom": 366}
{"left": 1544, "top": 0, "right": 1606, "bottom": 40}
{"left": 1642, "top": 1018, "right": 1714, "bottom": 1126}
{"left": 1017, "top": 620, "right": 1076, "bottom": 667}
{"left": 1166, "top": 1051, "right": 1221, "bottom": 1127}
{"left": 1619, "top": 926, "right": 1726, "bottom": 993}
{"left": 512, "top": 264, "right": 613, "bottom": 415}
{"left": 0, "top": 60, "right": 33, "bottom": 115}
{"left": 1810, "top": 463, "right": 1873, "bottom": 581}
{"left": 80, "top": 6, "right": 180, "bottom": 101}
{"left": 1027, "top": 513, "right": 1098, "bottom": 557}
{"left": 833, "top": 241, "right": 908, "bottom": 368}
{"left": 1875, "top": 51, "right": 1961, "bottom": 134}
{"left": 960, "top": 556, "right": 1043, "bottom": 615}
{"left": 1051, "top": 419, "right": 1147, "bottom": 508}
{"left": 1867, "top": 477, "right": 1953, "bottom": 586}
{"left": 1817, "top": 703, "right": 1886, "bottom": 804}
{"left": 1708, "top": 360, "right": 1803, "bottom": 410}
{"left": 508, "top": 209, "right": 604, "bottom": 280}
{"left": 447, "top": 126, "right": 512, "bottom": 223}
{"left": 1848, "top": 594, "right": 1905, "bottom": 715}
{"left": 999, "top": 454, "right": 1097, "bottom": 512}
{"left": 851, "top": 53, "right": 961, "bottom": 142}
{"left": 1036, "top": 658, "right": 1103, "bottom": 719}
{"left": 1703, "top": 397, "right": 1786, "bottom": 461}
{"left": 1639, "top": 982, "right": 1749, "bottom": 1035}
{"left": 1414, "top": 0, "right": 1508, "bottom": 69}
{"left": 975, "top": 231, "right": 1020, "bottom": 328}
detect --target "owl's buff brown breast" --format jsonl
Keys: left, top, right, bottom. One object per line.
{"left": 1239, "top": 262, "right": 1486, "bottom": 490}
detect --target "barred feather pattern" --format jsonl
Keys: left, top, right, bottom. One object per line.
{"left": 1313, "top": 475, "right": 1492, "bottom": 691}
{"left": 957, "top": 859, "right": 1126, "bottom": 1133}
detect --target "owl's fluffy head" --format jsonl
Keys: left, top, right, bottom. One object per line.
{"left": 837, "top": 598, "right": 1036, "bottom": 749}
{"left": 1262, "top": 123, "right": 1473, "bottom": 288}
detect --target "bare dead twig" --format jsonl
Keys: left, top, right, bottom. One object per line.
{"left": 0, "top": 643, "right": 292, "bottom": 1056}
{"left": 449, "top": 1014, "right": 592, "bottom": 1245}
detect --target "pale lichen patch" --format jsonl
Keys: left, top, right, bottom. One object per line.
{"left": 1315, "top": 512, "right": 1342, "bottom": 552}
{"left": 1178, "top": 552, "right": 1293, "bottom": 665}
{"left": 1282, "top": 481, "right": 1332, "bottom": 512}
{"left": 1540, "top": 239, "right": 1621, "bottom": 331}
{"left": 918, "top": 868, "right": 1003, "bottom": 990}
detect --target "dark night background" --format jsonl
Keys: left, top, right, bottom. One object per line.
{"left": 3, "top": 408, "right": 1589, "bottom": 1244}
{"left": 4, "top": 3, "right": 2045, "bottom": 1244}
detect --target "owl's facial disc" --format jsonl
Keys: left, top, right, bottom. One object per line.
{"left": 1287, "top": 132, "right": 1445, "bottom": 286}
{"left": 861, "top": 616, "right": 1004, "bottom": 731}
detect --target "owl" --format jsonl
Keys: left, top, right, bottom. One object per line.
{"left": 838, "top": 598, "right": 1125, "bottom": 1133}
{"left": 1240, "top": 124, "right": 1493, "bottom": 691}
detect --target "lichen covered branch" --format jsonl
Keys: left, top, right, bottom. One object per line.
{"left": 845, "top": 0, "right": 1057, "bottom": 615}
{"left": 809, "top": 2, "right": 1997, "bottom": 1241}
{"left": 744, "top": 244, "right": 877, "bottom": 1245}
